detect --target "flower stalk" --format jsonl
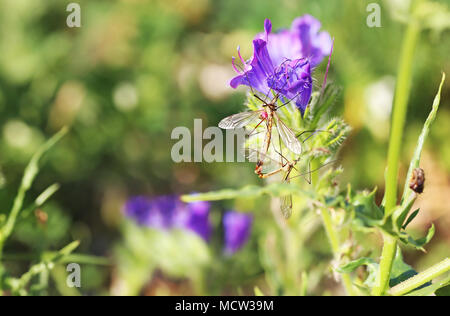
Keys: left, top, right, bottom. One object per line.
{"left": 373, "top": 0, "right": 423, "bottom": 296}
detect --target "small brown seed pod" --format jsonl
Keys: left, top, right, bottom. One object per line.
{"left": 409, "top": 168, "right": 425, "bottom": 194}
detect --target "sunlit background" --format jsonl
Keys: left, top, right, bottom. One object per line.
{"left": 0, "top": 0, "right": 449, "bottom": 295}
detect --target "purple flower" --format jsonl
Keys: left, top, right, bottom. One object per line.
{"left": 124, "top": 195, "right": 212, "bottom": 241}
{"left": 185, "top": 201, "right": 212, "bottom": 241}
{"left": 230, "top": 15, "right": 332, "bottom": 114}
{"left": 223, "top": 211, "right": 253, "bottom": 255}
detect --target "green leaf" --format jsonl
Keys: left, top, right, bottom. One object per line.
{"left": 401, "top": 73, "right": 445, "bottom": 205}
{"left": 392, "top": 195, "right": 416, "bottom": 232}
{"left": 6, "top": 240, "right": 79, "bottom": 295}
{"left": 337, "top": 257, "right": 377, "bottom": 273}
{"left": 181, "top": 183, "right": 315, "bottom": 202}
{"left": 0, "top": 127, "right": 69, "bottom": 246}
{"left": 435, "top": 283, "right": 450, "bottom": 296}
{"left": 42, "top": 240, "right": 80, "bottom": 263}
{"left": 350, "top": 188, "right": 384, "bottom": 228}
{"left": 389, "top": 248, "right": 419, "bottom": 287}
{"left": 245, "top": 92, "right": 262, "bottom": 111}
{"left": 307, "top": 84, "right": 341, "bottom": 129}
{"left": 401, "top": 224, "right": 435, "bottom": 251}
{"left": 310, "top": 118, "right": 351, "bottom": 156}
{"left": 336, "top": 257, "right": 378, "bottom": 289}
{"left": 21, "top": 183, "right": 61, "bottom": 219}
{"left": 402, "top": 208, "right": 420, "bottom": 230}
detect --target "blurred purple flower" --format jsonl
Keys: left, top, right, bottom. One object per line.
{"left": 230, "top": 15, "right": 332, "bottom": 114}
{"left": 223, "top": 211, "right": 253, "bottom": 255}
{"left": 124, "top": 195, "right": 212, "bottom": 241}
{"left": 185, "top": 201, "right": 212, "bottom": 241}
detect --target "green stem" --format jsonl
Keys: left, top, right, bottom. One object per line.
{"left": 0, "top": 127, "right": 68, "bottom": 260}
{"left": 390, "top": 258, "right": 450, "bottom": 296}
{"left": 384, "top": 2, "right": 422, "bottom": 216}
{"left": 2, "top": 253, "right": 110, "bottom": 266}
{"left": 312, "top": 160, "right": 354, "bottom": 296}
{"left": 372, "top": 232, "right": 397, "bottom": 295}
{"left": 375, "top": 0, "right": 422, "bottom": 296}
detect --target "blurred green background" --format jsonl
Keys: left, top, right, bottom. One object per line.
{"left": 0, "top": 0, "right": 449, "bottom": 295}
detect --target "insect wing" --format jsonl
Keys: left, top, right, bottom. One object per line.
{"left": 218, "top": 110, "right": 263, "bottom": 129}
{"left": 280, "top": 195, "right": 293, "bottom": 219}
{"left": 280, "top": 175, "right": 293, "bottom": 219}
{"left": 245, "top": 147, "right": 283, "bottom": 174}
{"left": 274, "top": 114, "right": 303, "bottom": 154}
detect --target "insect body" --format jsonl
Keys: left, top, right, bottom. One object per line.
{"left": 409, "top": 168, "right": 425, "bottom": 194}
{"left": 219, "top": 95, "right": 302, "bottom": 177}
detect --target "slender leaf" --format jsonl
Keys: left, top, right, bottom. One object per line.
{"left": 181, "top": 183, "right": 315, "bottom": 202}
{"left": 401, "top": 73, "right": 445, "bottom": 204}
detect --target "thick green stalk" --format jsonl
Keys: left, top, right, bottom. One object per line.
{"left": 372, "top": 232, "right": 397, "bottom": 295}
{"left": 390, "top": 258, "right": 450, "bottom": 296}
{"left": 384, "top": 2, "right": 422, "bottom": 217}
{"left": 373, "top": 0, "right": 422, "bottom": 296}
{"left": 312, "top": 160, "right": 354, "bottom": 296}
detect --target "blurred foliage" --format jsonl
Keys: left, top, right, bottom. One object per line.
{"left": 0, "top": 0, "right": 449, "bottom": 295}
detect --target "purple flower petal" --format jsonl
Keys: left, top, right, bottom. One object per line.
{"left": 230, "top": 39, "right": 274, "bottom": 95}
{"left": 124, "top": 195, "right": 212, "bottom": 242}
{"left": 123, "top": 196, "right": 153, "bottom": 226}
{"left": 230, "top": 16, "right": 330, "bottom": 114}
{"left": 223, "top": 211, "right": 252, "bottom": 255}
{"left": 184, "top": 201, "right": 212, "bottom": 241}
{"left": 291, "top": 15, "right": 332, "bottom": 67}
{"left": 267, "top": 58, "right": 312, "bottom": 114}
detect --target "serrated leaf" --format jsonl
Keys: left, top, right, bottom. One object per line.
{"left": 350, "top": 188, "right": 384, "bottom": 228}
{"left": 400, "top": 224, "right": 435, "bottom": 251}
{"left": 181, "top": 183, "right": 316, "bottom": 202}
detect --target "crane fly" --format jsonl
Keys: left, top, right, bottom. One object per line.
{"left": 219, "top": 62, "right": 304, "bottom": 176}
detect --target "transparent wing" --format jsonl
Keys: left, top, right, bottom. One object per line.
{"left": 280, "top": 195, "right": 293, "bottom": 219}
{"left": 280, "top": 175, "right": 293, "bottom": 219}
{"left": 218, "top": 110, "right": 263, "bottom": 129}
{"left": 274, "top": 113, "right": 303, "bottom": 154}
{"left": 245, "top": 147, "right": 283, "bottom": 174}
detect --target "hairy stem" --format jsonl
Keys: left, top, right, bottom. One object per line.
{"left": 374, "top": 1, "right": 422, "bottom": 295}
